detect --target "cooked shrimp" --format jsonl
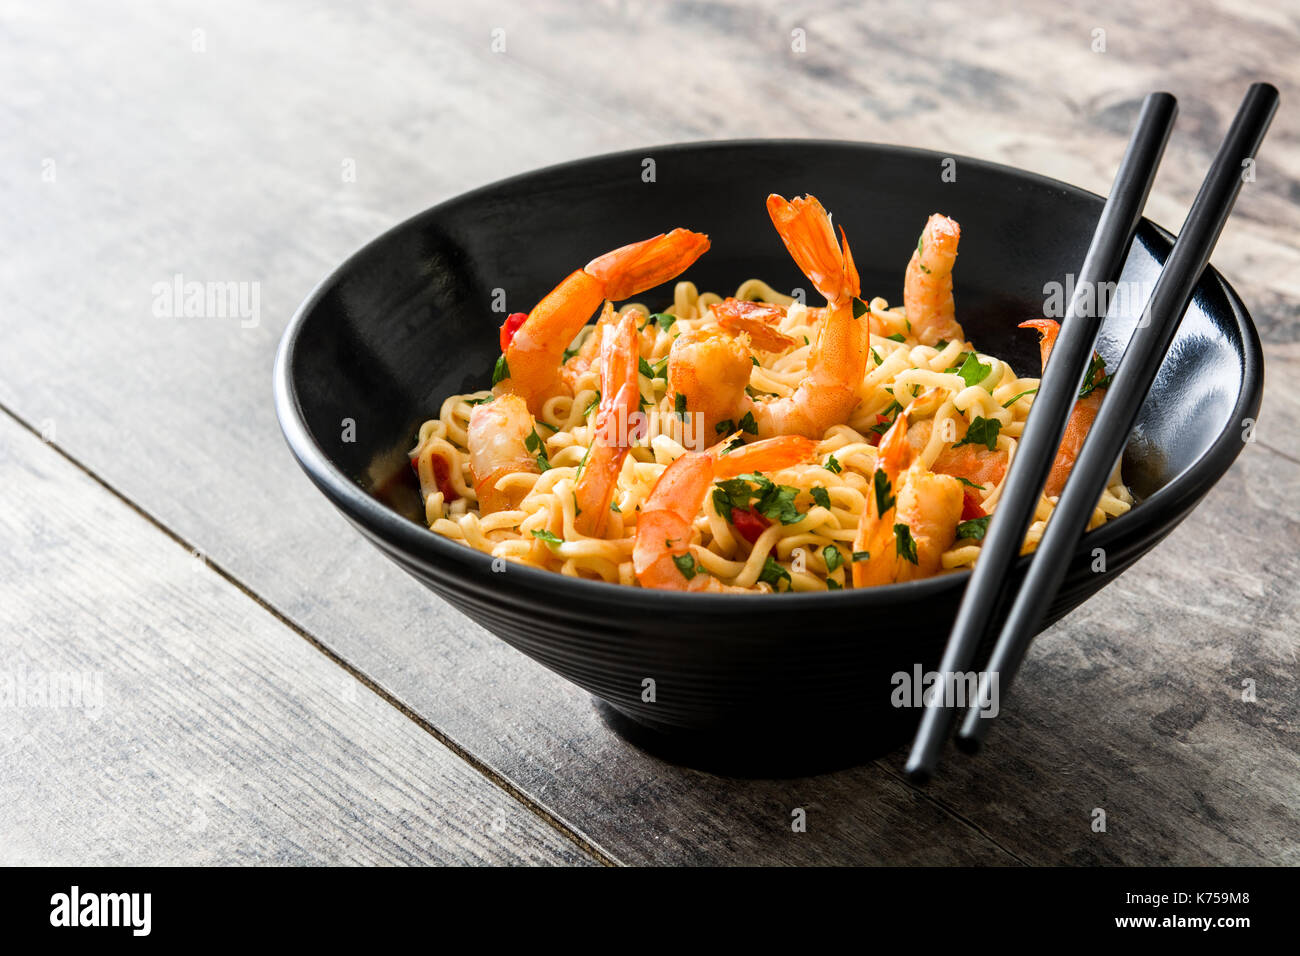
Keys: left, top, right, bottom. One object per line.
{"left": 467, "top": 393, "right": 540, "bottom": 514}
{"left": 904, "top": 214, "right": 965, "bottom": 347}
{"left": 667, "top": 194, "right": 868, "bottom": 440}
{"left": 1019, "top": 318, "right": 1109, "bottom": 497}
{"left": 853, "top": 396, "right": 963, "bottom": 587}
{"left": 572, "top": 309, "right": 640, "bottom": 537}
{"left": 712, "top": 298, "right": 799, "bottom": 353}
{"left": 667, "top": 328, "right": 752, "bottom": 437}
{"left": 907, "top": 418, "right": 1009, "bottom": 489}
{"left": 633, "top": 435, "right": 816, "bottom": 591}
{"left": 495, "top": 229, "right": 710, "bottom": 414}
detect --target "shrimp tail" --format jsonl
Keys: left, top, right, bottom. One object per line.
{"left": 1018, "top": 318, "right": 1060, "bottom": 370}
{"left": 573, "top": 310, "right": 639, "bottom": 536}
{"left": 765, "top": 194, "right": 859, "bottom": 305}
{"left": 585, "top": 229, "right": 711, "bottom": 302}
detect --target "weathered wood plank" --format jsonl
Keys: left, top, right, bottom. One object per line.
{"left": 1, "top": 0, "right": 1296, "bottom": 864}
{"left": 884, "top": 446, "right": 1300, "bottom": 865}
{"left": 0, "top": 415, "right": 595, "bottom": 865}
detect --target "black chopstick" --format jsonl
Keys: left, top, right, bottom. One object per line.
{"left": 903, "top": 92, "right": 1179, "bottom": 783}
{"left": 955, "top": 81, "right": 1279, "bottom": 753}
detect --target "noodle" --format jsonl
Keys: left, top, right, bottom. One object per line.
{"left": 410, "top": 281, "right": 1132, "bottom": 592}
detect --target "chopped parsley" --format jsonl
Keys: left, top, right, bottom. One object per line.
{"left": 638, "top": 356, "right": 657, "bottom": 380}
{"left": 491, "top": 354, "right": 510, "bottom": 385}
{"left": 715, "top": 419, "right": 735, "bottom": 435}
{"left": 758, "top": 555, "right": 792, "bottom": 591}
{"left": 524, "top": 428, "right": 551, "bottom": 471}
{"left": 738, "top": 411, "right": 758, "bottom": 435}
{"left": 1078, "top": 353, "right": 1113, "bottom": 399}
{"left": 561, "top": 345, "right": 579, "bottom": 364}
{"left": 873, "top": 469, "right": 896, "bottom": 516}
{"left": 886, "top": 332, "right": 906, "bottom": 343}
{"left": 649, "top": 312, "right": 677, "bottom": 332}
{"left": 713, "top": 472, "right": 805, "bottom": 526}
{"left": 823, "top": 544, "right": 844, "bottom": 573}
{"left": 871, "top": 347, "right": 883, "bottom": 366}
{"left": 574, "top": 442, "right": 595, "bottom": 481}
{"left": 531, "top": 529, "right": 563, "bottom": 549}
{"left": 894, "top": 523, "right": 918, "bottom": 564}
{"left": 674, "top": 392, "right": 688, "bottom": 420}
{"left": 1002, "top": 387, "right": 1038, "bottom": 408}
{"left": 824, "top": 454, "right": 842, "bottom": 474}
{"left": 826, "top": 578, "right": 842, "bottom": 590}
{"left": 870, "top": 399, "right": 903, "bottom": 436}
{"left": 672, "top": 553, "right": 700, "bottom": 580}
{"left": 954, "top": 476, "right": 985, "bottom": 490}
{"left": 584, "top": 390, "right": 601, "bottom": 417}
{"left": 610, "top": 501, "right": 621, "bottom": 513}
{"left": 810, "top": 486, "right": 831, "bottom": 510}
{"left": 956, "top": 516, "right": 990, "bottom": 541}
{"left": 954, "top": 416, "right": 1002, "bottom": 452}
{"left": 851, "top": 550, "right": 870, "bottom": 563}
{"left": 952, "top": 352, "right": 992, "bottom": 388}
{"left": 852, "top": 298, "right": 868, "bottom": 319}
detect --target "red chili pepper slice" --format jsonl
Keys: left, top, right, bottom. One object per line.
{"left": 961, "top": 488, "right": 985, "bottom": 521}
{"left": 730, "top": 506, "right": 770, "bottom": 544}
{"left": 499, "top": 312, "right": 528, "bottom": 351}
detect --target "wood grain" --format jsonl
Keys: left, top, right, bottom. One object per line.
{"left": 1, "top": 0, "right": 1296, "bottom": 864}
{"left": 0, "top": 415, "right": 594, "bottom": 866}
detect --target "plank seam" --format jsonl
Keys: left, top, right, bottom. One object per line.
{"left": 0, "top": 400, "right": 619, "bottom": 868}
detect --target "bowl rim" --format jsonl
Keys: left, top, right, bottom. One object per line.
{"left": 273, "top": 137, "right": 1264, "bottom": 612}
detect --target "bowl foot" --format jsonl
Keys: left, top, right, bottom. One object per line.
{"left": 592, "top": 698, "right": 914, "bottom": 778}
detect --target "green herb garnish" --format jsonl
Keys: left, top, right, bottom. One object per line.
{"left": 874, "top": 469, "right": 896, "bottom": 516}
{"left": 672, "top": 553, "right": 700, "bottom": 580}
{"left": 823, "top": 545, "right": 844, "bottom": 573}
{"left": 531, "top": 529, "right": 563, "bottom": 549}
{"left": 894, "top": 523, "right": 918, "bottom": 564}
{"left": 954, "top": 416, "right": 1002, "bottom": 452}
{"left": 758, "top": 555, "right": 791, "bottom": 592}
{"left": 1002, "top": 387, "right": 1038, "bottom": 408}
{"left": 953, "top": 352, "right": 992, "bottom": 388}
{"left": 956, "top": 516, "right": 990, "bottom": 541}
{"left": 1078, "top": 353, "right": 1113, "bottom": 399}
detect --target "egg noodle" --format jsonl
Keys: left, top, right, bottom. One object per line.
{"left": 410, "top": 280, "right": 1132, "bottom": 593}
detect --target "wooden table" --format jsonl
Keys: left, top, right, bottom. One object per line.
{"left": 3, "top": 0, "right": 1296, "bottom": 866}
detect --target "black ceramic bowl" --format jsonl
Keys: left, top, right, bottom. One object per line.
{"left": 274, "top": 141, "right": 1262, "bottom": 773}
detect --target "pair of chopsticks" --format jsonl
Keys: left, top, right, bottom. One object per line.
{"left": 906, "top": 83, "right": 1279, "bottom": 783}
